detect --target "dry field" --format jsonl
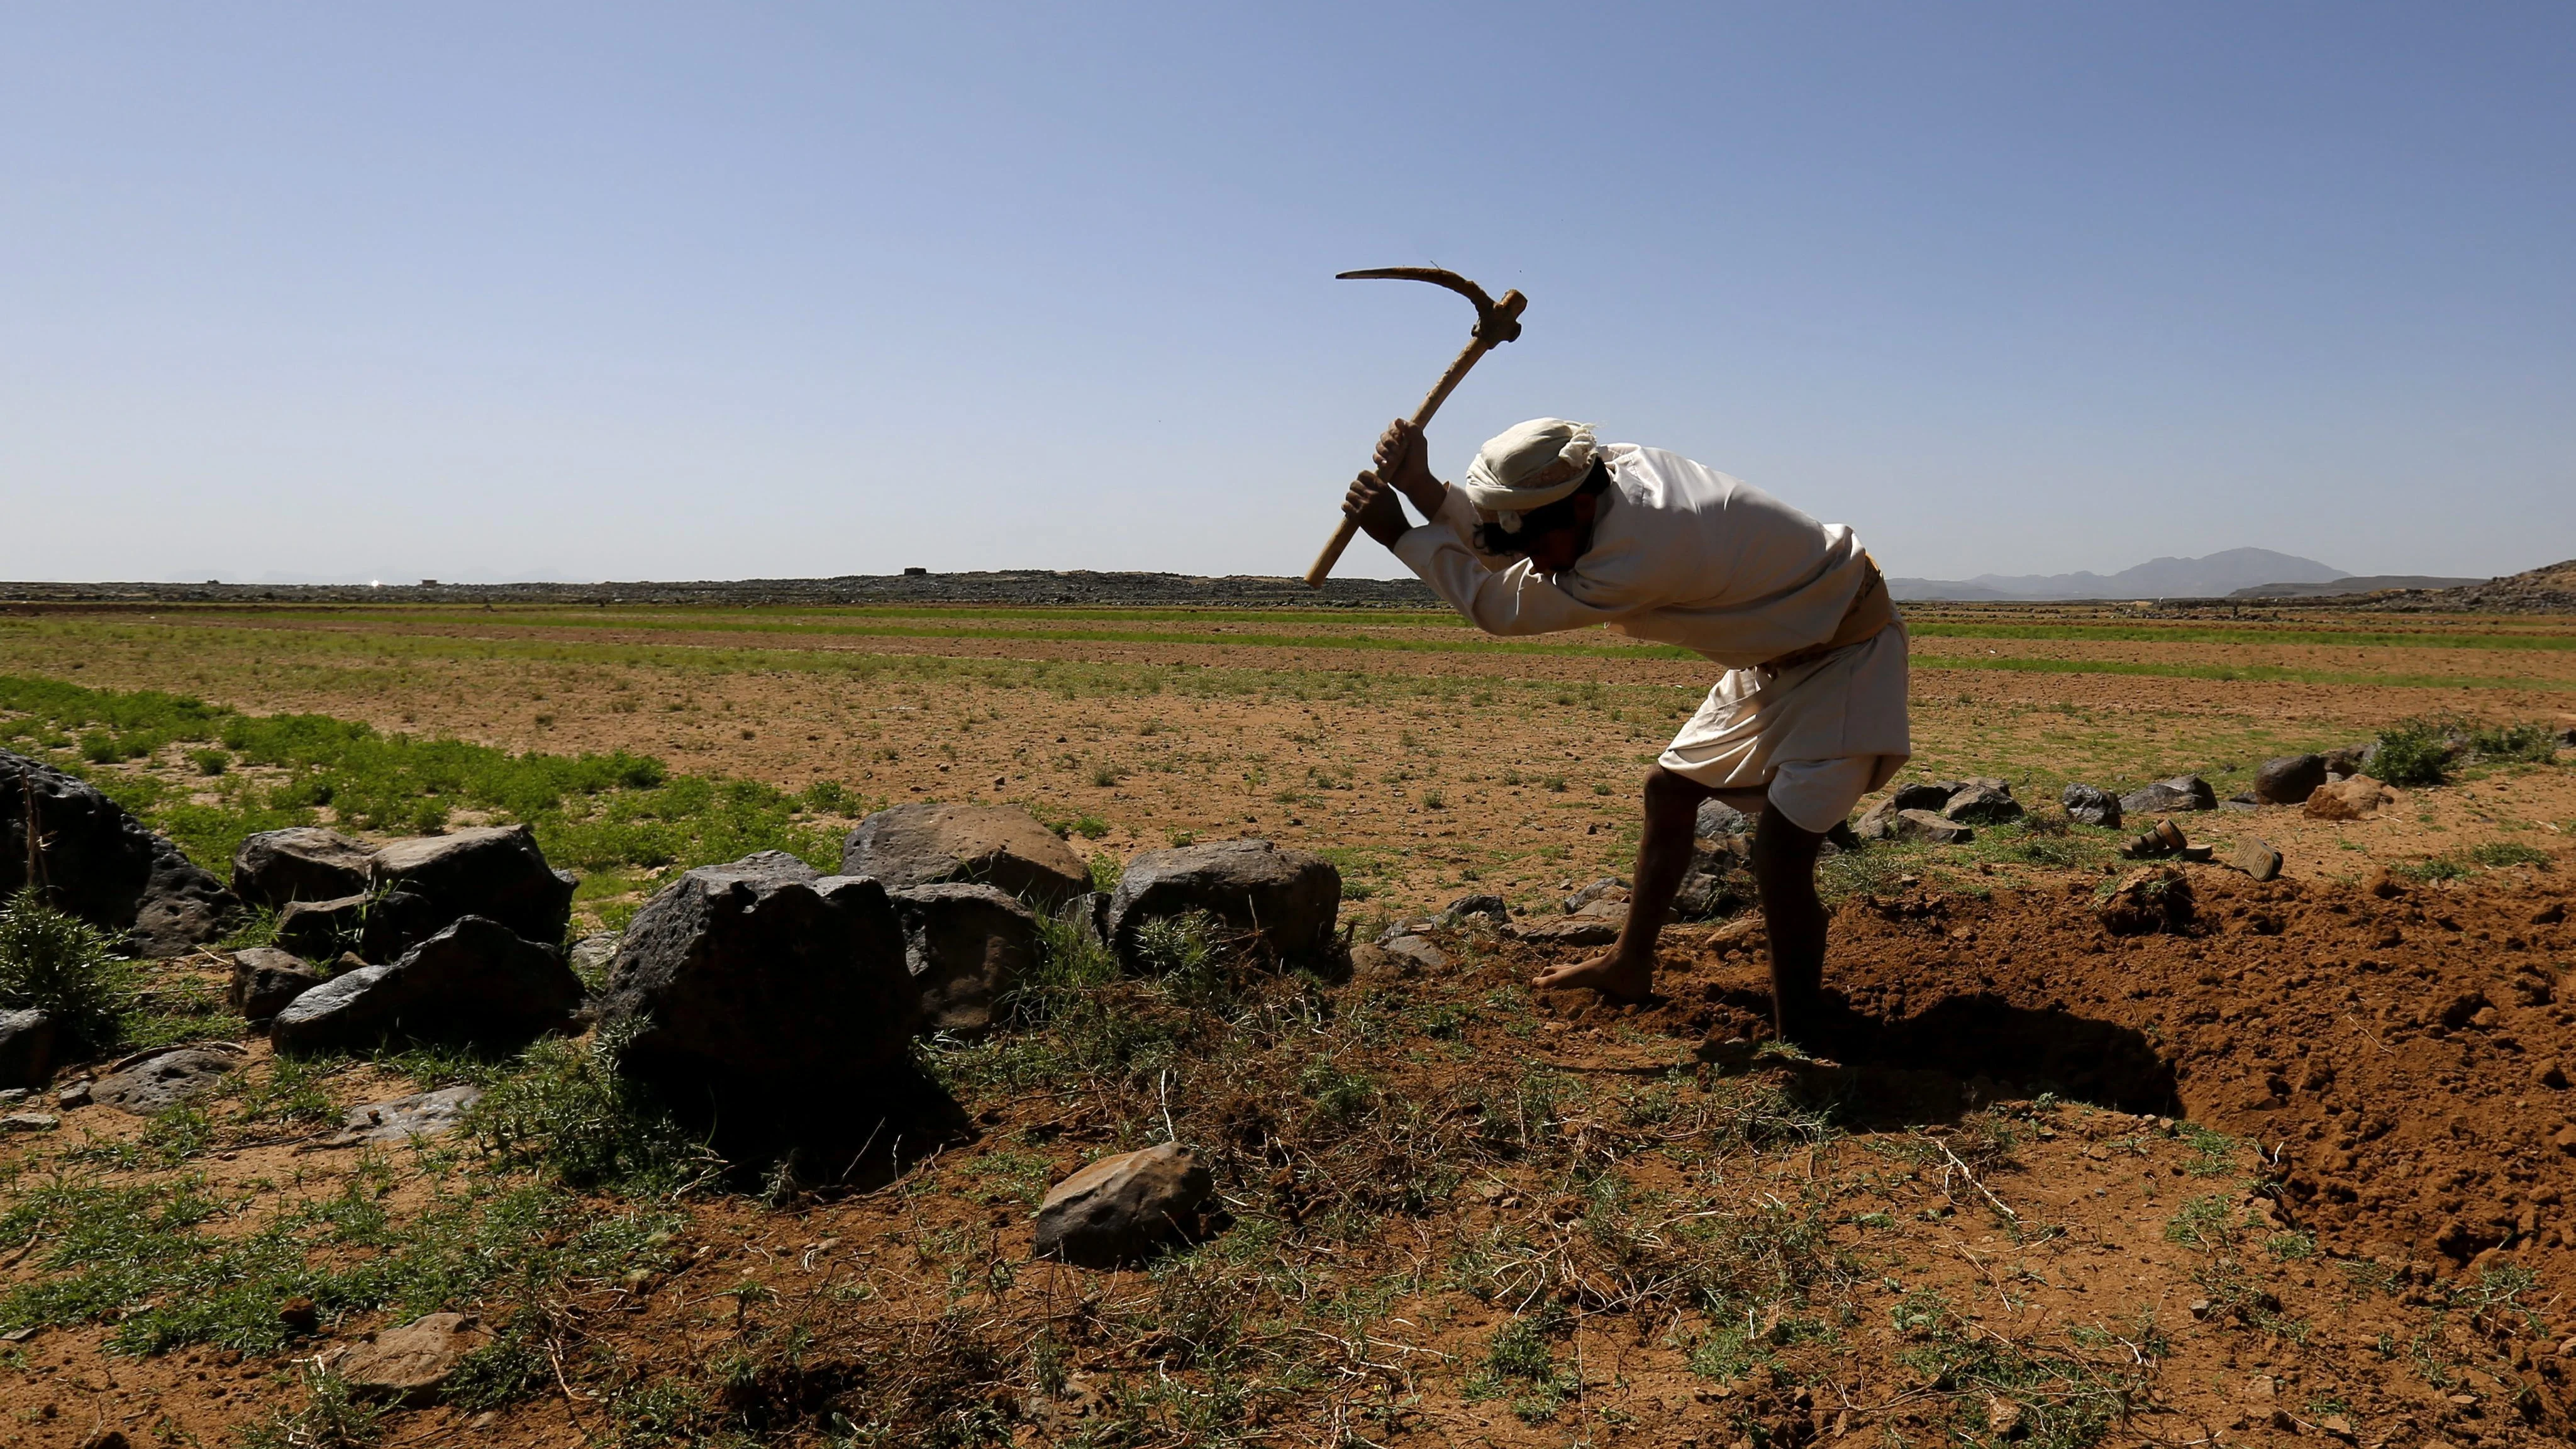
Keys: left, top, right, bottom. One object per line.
{"left": 1, "top": 597, "right": 2573, "bottom": 1449}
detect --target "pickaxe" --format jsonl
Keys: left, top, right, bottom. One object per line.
{"left": 1303, "top": 267, "right": 1526, "bottom": 589}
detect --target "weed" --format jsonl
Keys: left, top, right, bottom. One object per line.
{"left": 0, "top": 886, "right": 136, "bottom": 1055}
{"left": 467, "top": 1023, "right": 719, "bottom": 1197}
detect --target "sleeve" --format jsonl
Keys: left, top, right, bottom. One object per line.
{"left": 1391, "top": 528, "right": 1631, "bottom": 636}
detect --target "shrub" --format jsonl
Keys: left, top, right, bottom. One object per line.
{"left": 2368, "top": 719, "right": 2454, "bottom": 787}
{"left": 2469, "top": 722, "right": 2560, "bottom": 763}
{"left": 0, "top": 888, "right": 135, "bottom": 1055}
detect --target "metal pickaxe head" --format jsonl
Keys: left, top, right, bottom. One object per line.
{"left": 1336, "top": 267, "right": 1526, "bottom": 345}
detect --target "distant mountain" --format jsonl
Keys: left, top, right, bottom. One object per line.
{"left": 2228, "top": 575, "right": 2484, "bottom": 599}
{"left": 1889, "top": 548, "right": 2345, "bottom": 601}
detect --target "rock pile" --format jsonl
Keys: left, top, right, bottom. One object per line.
{"left": 1857, "top": 779, "right": 2021, "bottom": 843}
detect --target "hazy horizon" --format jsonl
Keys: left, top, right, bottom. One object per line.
{"left": 7, "top": 4, "right": 2573, "bottom": 585}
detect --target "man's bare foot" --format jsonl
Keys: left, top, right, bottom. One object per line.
{"left": 1531, "top": 951, "right": 1653, "bottom": 1001}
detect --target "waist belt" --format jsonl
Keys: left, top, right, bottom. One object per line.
{"left": 1760, "top": 553, "right": 1897, "bottom": 676}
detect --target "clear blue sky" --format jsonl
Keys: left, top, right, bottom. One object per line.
{"left": 6, "top": 3, "right": 2572, "bottom": 584}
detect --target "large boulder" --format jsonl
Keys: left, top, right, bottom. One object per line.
{"left": 2060, "top": 784, "right": 2122, "bottom": 828}
{"left": 229, "top": 946, "right": 323, "bottom": 1025}
{"left": 1693, "top": 799, "right": 1752, "bottom": 838}
{"left": 2120, "top": 775, "right": 2217, "bottom": 815}
{"left": 231, "top": 828, "right": 374, "bottom": 909}
{"left": 270, "top": 916, "right": 584, "bottom": 1055}
{"left": 890, "top": 884, "right": 1037, "bottom": 1036}
{"left": 1887, "top": 782, "right": 1957, "bottom": 813}
{"left": 593, "top": 852, "right": 917, "bottom": 1106}
{"left": 1033, "top": 1143, "right": 1215, "bottom": 1268}
{"left": 0, "top": 1009, "right": 55, "bottom": 1091}
{"left": 364, "top": 826, "right": 575, "bottom": 957}
{"left": 1, "top": 748, "right": 236, "bottom": 957}
{"left": 2252, "top": 755, "right": 2329, "bottom": 805}
{"left": 1104, "top": 839, "right": 1340, "bottom": 969}
{"left": 840, "top": 802, "right": 1090, "bottom": 911}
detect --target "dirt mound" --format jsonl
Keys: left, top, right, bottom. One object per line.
{"left": 1540, "top": 868, "right": 2576, "bottom": 1287}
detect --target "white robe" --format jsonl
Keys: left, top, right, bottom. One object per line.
{"left": 1389, "top": 443, "right": 1911, "bottom": 814}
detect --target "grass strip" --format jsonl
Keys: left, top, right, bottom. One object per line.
{"left": 0, "top": 673, "right": 850, "bottom": 882}
{"left": 1911, "top": 653, "right": 2575, "bottom": 692}
{"left": 1911, "top": 622, "right": 2576, "bottom": 652}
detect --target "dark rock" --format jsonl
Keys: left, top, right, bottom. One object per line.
{"left": 1674, "top": 848, "right": 1750, "bottom": 921}
{"left": 1881, "top": 809, "right": 1973, "bottom": 845}
{"left": 228, "top": 946, "right": 323, "bottom": 1024}
{"left": 270, "top": 916, "right": 583, "bottom": 1055}
{"left": 1888, "top": 782, "right": 1957, "bottom": 813}
{"left": 0, "top": 1009, "right": 55, "bottom": 1091}
{"left": 2321, "top": 743, "right": 2372, "bottom": 777}
{"left": 1942, "top": 782, "right": 2023, "bottom": 825}
{"left": 1104, "top": 840, "right": 1340, "bottom": 969}
{"left": 1693, "top": 799, "right": 1751, "bottom": 838}
{"left": 891, "top": 884, "right": 1037, "bottom": 1036}
{"left": 1033, "top": 1142, "right": 1214, "bottom": 1267}
{"left": 2060, "top": 784, "right": 2122, "bottom": 828}
{"left": 841, "top": 802, "right": 1090, "bottom": 911}
{"left": 364, "top": 826, "right": 575, "bottom": 957}
{"left": 2119, "top": 775, "right": 2217, "bottom": 815}
{"left": 338, "top": 1312, "right": 489, "bottom": 1405}
{"left": 275, "top": 893, "right": 368, "bottom": 960}
{"left": 595, "top": 853, "right": 917, "bottom": 1106}
{"left": 2252, "top": 755, "right": 2328, "bottom": 806}
{"left": 1, "top": 748, "right": 236, "bottom": 956}
{"left": 1446, "top": 893, "right": 1509, "bottom": 924}
{"left": 91, "top": 1043, "right": 248, "bottom": 1114}
{"left": 341, "top": 1085, "right": 482, "bottom": 1144}
{"left": 1, "top": 1112, "right": 56, "bottom": 1133}
{"left": 230, "top": 828, "right": 372, "bottom": 909}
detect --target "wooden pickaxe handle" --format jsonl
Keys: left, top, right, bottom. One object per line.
{"left": 1305, "top": 286, "right": 1527, "bottom": 589}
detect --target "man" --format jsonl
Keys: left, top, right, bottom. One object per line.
{"left": 1341, "top": 417, "right": 1907, "bottom": 1047}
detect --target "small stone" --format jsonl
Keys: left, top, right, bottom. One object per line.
{"left": 1445, "top": 893, "right": 1509, "bottom": 924}
{"left": 337, "top": 1311, "right": 489, "bottom": 1404}
{"left": 1033, "top": 1142, "right": 1214, "bottom": 1268}
{"left": 1516, "top": 916, "right": 1622, "bottom": 948}
{"left": 2227, "top": 836, "right": 2283, "bottom": 882}
{"left": 277, "top": 1297, "right": 320, "bottom": 1335}
{"left": 1, "top": 1112, "right": 58, "bottom": 1133}
{"left": 2188, "top": 1298, "right": 2213, "bottom": 1320}
{"left": 2316, "top": 1414, "right": 2357, "bottom": 1442}
{"left": 1379, "top": 935, "right": 1450, "bottom": 972}
{"left": 1693, "top": 800, "right": 1752, "bottom": 838}
{"left": 229, "top": 946, "right": 323, "bottom": 1025}
{"left": 2536, "top": 1060, "right": 2568, "bottom": 1089}
{"left": 55, "top": 1081, "right": 89, "bottom": 1109}
{"left": 2120, "top": 775, "right": 2216, "bottom": 815}
{"left": 1942, "top": 782, "right": 2022, "bottom": 825}
{"left": 2060, "top": 784, "right": 2121, "bottom": 828}
{"left": 1562, "top": 878, "right": 1627, "bottom": 913}
{"left": 566, "top": 933, "right": 621, "bottom": 982}
{"left": 1896, "top": 809, "right": 1974, "bottom": 845}
{"left": 0, "top": 1009, "right": 56, "bottom": 1092}
{"left": 1986, "top": 1397, "right": 2026, "bottom": 1439}
{"left": 341, "top": 1085, "right": 482, "bottom": 1144}
{"left": 0, "top": 1089, "right": 21, "bottom": 1107}
{"left": 91, "top": 1043, "right": 248, "bottom": 1115}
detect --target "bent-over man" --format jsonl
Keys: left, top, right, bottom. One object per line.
{"left": 1341, "top": 416, "right": 1908, "bottom": 1047}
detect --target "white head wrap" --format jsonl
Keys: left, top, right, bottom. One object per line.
{"left": 1462, "top": 418, "right": 1599, "bottom": 529}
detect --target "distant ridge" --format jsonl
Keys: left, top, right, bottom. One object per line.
{"left": 0, "top": 570, "right": 1444, "bottom": 609}
{"left": 2228, "top": 575, "right": 2484, "bottom": 599}
{"left": 1889, "top": 547, "right": 2345, "bottom": 601}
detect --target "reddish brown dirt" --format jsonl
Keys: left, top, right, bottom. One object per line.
{"left": 1547, "top": 867, "right": 2576, "bottom": 1293}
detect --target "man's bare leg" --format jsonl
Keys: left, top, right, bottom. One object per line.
{"left": 1750, "top": 801, "right": 1830, "bottom": 1045}
{"left": 1533, "top": 767, "right": 1762, "bottom": 1000}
